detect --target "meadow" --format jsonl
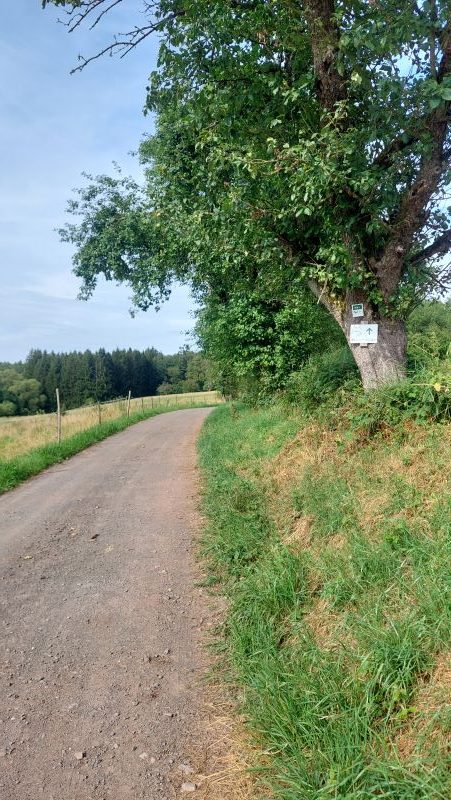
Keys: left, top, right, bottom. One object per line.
{"left": 0, "top": 391, "right": 222, "bottom": 494}
{"left": 0, "top": 391, "right": 220, "bottom": 462}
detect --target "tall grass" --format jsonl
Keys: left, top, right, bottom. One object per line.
{"left": 0, "top": 391, "right": 220, "bottom": 462}
{"left": 0, "top": 396, "right": 220, "bottom": 494}
{"left": 198, "top": 403, "right": 451, "bottom": 799}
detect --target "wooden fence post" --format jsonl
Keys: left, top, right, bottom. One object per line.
{"left": 127, "top": 390, "right": 131, "bottom": 418}
{"left": 98, "top": 401, "right": 102, "bottom": 426}
{"left": 56, "top": 388, "right": 61, "bottom": 444}
{"left": 141, "top": 397, "right": 144, "bottom": 413}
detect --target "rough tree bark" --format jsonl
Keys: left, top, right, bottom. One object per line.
{"left": 349, "top": 320, "right": 407, "bottom": 390}
{"left": 308, "top": 281, "right": 407, "bottom": 389}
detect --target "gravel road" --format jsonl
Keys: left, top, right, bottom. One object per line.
{"left": 0, "top": 408, "right": 215, "bottom": 800}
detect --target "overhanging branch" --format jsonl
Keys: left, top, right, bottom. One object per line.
{"left": 410, "top": 229, "right": 451, "bottom": 265}
{"left": 69, "top": 10, "right": 185, "bottom": 73}
{"left": 56, "top": 0, "right": 127, "bottom": 33}
{"left": 44, "top": 1, "right": 184, "bottom": 73}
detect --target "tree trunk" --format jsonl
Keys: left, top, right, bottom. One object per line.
{"left": 347, "top": 317, "right": 407, "bottom": 390}
{"left": 307, "top": 281, "right": 408, "bottom": 390}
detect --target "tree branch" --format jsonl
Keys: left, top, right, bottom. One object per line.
{"left": 429, "top": 0, "right": 437, "bottom": 78}
{"left": 59, "top": 0, "right": 126, "bottom": 34}
{"left": 45, "top": 1, "right": 184, "bottom": 72}
{"left": 437, "top": 21, "right": 451, "bottom": 80}
{"left": 303, "top": 0, "right": 346, "bottom": 112}
{"left": 372, "top": 131, "right": 419, "bottom": 169}
{"left": 410, "top": 229, "right": 451, "bottom": 265}
{"left": 89, "top": 0, "right": 124, "bottom": 31}
{"left": 374, "top": 25, "right": 451, "bottom": 300}
{"left": 372, "top": 21, "right": 451, "bottom": 170}
{"left": 69, "top": 10, "right": 185, "bottom": 73}
{"left": 307, "top": 279, "right": 344, "bottom": 327}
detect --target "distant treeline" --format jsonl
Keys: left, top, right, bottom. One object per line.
{"left": 0, "top": 348, "right": 213, "bottom": 416}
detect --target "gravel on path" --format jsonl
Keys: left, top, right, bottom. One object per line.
{"left": 0, "top": 408, "right": 215, "bottom": 800}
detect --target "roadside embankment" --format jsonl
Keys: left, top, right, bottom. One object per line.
{"left": 199, "top": 402, "right": 450, "bottom": 799}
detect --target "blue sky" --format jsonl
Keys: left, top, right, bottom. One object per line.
{"left": 0, "top": 0, "right": 194, "bottom": 363}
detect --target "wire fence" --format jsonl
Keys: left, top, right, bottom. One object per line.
{"left": 0, "top": 390, "right": 223, "bottom": 462}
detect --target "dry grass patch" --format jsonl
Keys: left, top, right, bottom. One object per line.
{"left": 267, "top": 422, "right": 340, "bottom": 531}
{"left": 269, "top": 423, "right": 323, "bottom": 490}
{"left": 360, "top": 424, "right": 450, "bottom": 499}
{"left": 268, "top": 418, "right": 450, "bottom": 549}
{"left": 194, "top": 685, "right": 261, "bottom": 800}
{"left": 394, "top": 651, "right": 451, "bottom": 762}
{"left": 307, "top": 532, "right": 348, "bottom": 557}
{"left": 356, "top": 487, "right": 392, "bottom": 539}
{"left": 0, "top": 391, "right": 221, "bottom": 461}
{"left": 302, "top": 596, "right": 343, "bottom": 651}
{"left": 283, "top": 515, "right": 312, "bottom": 552}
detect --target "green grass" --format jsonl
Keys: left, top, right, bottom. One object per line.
{"left": 0, "top": 403, "right": 214, "bottom": 494}
{"left": 293, "top": 468, "right": 357, "bottom": 539}
{"left": 198, "top": 403, "right": 451, "bottom": 800}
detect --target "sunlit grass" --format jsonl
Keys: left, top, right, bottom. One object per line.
{"left": 0, "top": 391, "right": 221, "bottom": 494}
{"left": 0, "top": 391, "right": 220, "bottom": 461}
{"left": 198, "top": 403, "right": 451, "bottom": 799}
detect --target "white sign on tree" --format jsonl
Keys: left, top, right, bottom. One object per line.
{"left": 350, "top": 324, "right": 379, "bottom": 345}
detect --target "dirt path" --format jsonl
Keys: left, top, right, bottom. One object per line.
{"left": 0, "top": 408, "right": 215, "bottom": 800}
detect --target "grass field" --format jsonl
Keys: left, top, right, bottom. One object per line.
{"left": 0, "top": 391, "right": 220, "bottom": 462}
{"left": 0, "top": 391, "right": 221, "bottom": 494}
{"left": 199, "top": 403, "right": 451, "bottom": 799}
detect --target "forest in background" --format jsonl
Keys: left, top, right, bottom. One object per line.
{"left": 0, "top": 347, "right": 213, "bottom": 416}
{"left": 1, "top": 299, "right": 449, "bottom": 418}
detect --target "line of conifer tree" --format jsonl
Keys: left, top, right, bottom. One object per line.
{"left": 0, "top": 348, "right": 213, "bottom": 416}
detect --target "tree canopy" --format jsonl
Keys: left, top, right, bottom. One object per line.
{"left": 44, "top": 1, "right": 451, "bottom": 388}
{"left": 0, "top": 369, "right": 46, "bottom": 416}
{"left": 0, "top": 347, "right": 213, "bottom": 416}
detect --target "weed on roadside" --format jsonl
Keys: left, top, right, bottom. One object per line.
{"left": 199, "top": 403, "right": 451, "bottom": 799}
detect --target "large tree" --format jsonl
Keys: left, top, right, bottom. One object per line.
{"left": 44, "top": 1, "right": 451, "bottom": 388}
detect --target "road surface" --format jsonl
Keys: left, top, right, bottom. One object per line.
{"left": 0, "top": 408, "right": 214, "bottom": 800}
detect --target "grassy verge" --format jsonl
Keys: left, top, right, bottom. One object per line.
{"left": 0, "top": 391, "right": 221, "bottom": 461}
{"left": 198, "top": 403, "right": 450, "bottom": 799}
{"left": 0, "top": 403, "right": 214, "bottom": 494}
